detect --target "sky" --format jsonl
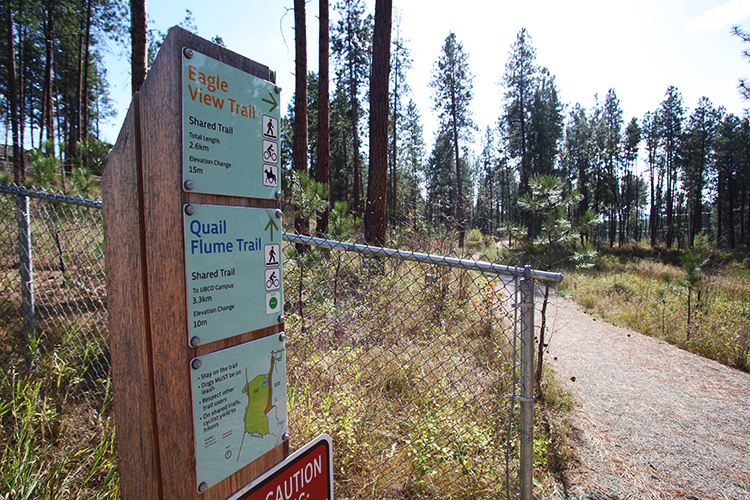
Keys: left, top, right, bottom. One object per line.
{"left": 100, "top": 0, "right": 750, "bottom": 158}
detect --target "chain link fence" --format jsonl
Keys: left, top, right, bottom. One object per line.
{"left": 0, "top": 186, "right": 560, "bottom": 499}
{"left": 281, "top": 232, "right": 530, "bottom": 499}
{"left": 0, "top": 186, "right": 109, "bottom": 393}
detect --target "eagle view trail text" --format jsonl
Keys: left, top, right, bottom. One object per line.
{"left": 188, "top": 66, "right": 257, "bottom": 119}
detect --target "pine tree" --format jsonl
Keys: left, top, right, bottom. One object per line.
{"left": 622, "top": 117, "right": 641, "bottom": 243}
{"left": 658, "top": 86, "right": 684, "bottom": 248}
{"left": 528, "top": 68, "right": 563, "bottom": 180}
{"left": 364, "top": 0, "right": 391, "bottom": 246}
{"left": 602, "top": 88, "right": 623, "bottom": 247}
{"left": 332, "top": 0, "right": 372, "bottom": 217}
{"left": 388, "top": 14, "right": 411, "bottom": 222}
{"left": 476, "top": 126, "right": 497, "bottom": 235}
{"left": 430, "top": 31, "right": 474, "bottom": 247}
{"left": 561, "top": 104, "right": 592, "bottom": 242}
{"left": 426, "top": 128, "right": 456, "bottom": 226}
{"left": 681, "top": 97, "right": 718, "bottom": 247}
{"left": 401, "top": 99, "right": 425, "bottom": 215}
{"left": 642, "top": 110, "right": 662, "bottom": 246}
{"left": 503, "top": 28, "right": 538, "bottom": 198}
{"left": 714, "top": 113, "right": 743, "bottom": 247}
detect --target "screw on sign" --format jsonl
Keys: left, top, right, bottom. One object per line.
{"left": 227, "top": 435, "right": 333, "bottom": 500}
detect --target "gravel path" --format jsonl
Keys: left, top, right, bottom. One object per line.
{"left": 545, "top": 297, "right": 750, "bottom": 500}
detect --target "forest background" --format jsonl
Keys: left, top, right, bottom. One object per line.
{"left": 3, "top": 0, "right": 750, "bottom": 250}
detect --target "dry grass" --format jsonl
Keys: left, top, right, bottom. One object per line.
{"left": 565, "top": 255, "right": 750, "bottom": 372}
{"left": 284, "top": 247, "right": 526, "bottom": 499}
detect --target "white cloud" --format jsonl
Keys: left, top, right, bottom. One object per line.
{"left": 687, "top": 0, "right": 750, "bottom": 33}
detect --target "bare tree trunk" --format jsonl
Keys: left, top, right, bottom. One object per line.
{"left": 535, "top": 282, "right": 550, "bottom": 392}
{"left": 364, "top": 0, "right": 391, "bottom": 246}
{"left": 293, "top": 0, "right": 309, "bottom": 236}
{"left": 44, "top": 2, "right": 54, "bottom": 148}
{"left": 316, "top": 0, "right": 330, "bottom": 235}
{"left": 350, "top": 70, "right": 361, "bottom": 217}
{"left": 450, "top": 96, "right": 465, "bottom": 247}
{"left": 131, "top": 0, "right": 147, "bottom": 94}
{"left": 81, "top": 0, "right": 92, "bottom": 142}
{"left": 69, "top": 22, "right": 84, "bottom": 171}
{"left": 6, "top": 4, "right": 24, "bottom": 184}
{"left": 18, "top": 6, "right": 27, "bottom": 180}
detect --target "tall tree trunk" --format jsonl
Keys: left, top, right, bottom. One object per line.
{"left": 389, "top": 68, "right": 398, "bottom": 222}
{"left": 131, "top": 0, "right": 147, "bottom": 94}
{"left": 69, "top": 22, "right": 84, "bottom": 171}
{"left": 18, "top": 5, "right": 27, "bottom": 180}
{"left": 364, "top": 0, "right": 391, "bottom": 246}
{"left": 666, "top": 166, "right": 673, "bottom": 247}
{"left": 316, "top": 0, "right": 330, "bottom": 235}
{"left": 650, "top": 163, "right": 657, "bottom": 247}
{"left": 44, "top": 3, "right": 54, "bottom": 148}
{"left": 349, "top": 68, "right": 361, "bottom": 217}
{"left": 293, "top": 0, "right": 309, "bottom": 236}
{"left": 389, "top": 37, "right": 401, "bottom": 222}
{"left": 728, "top": 170, "right": 736, "bottom": 248}
{"left": 6, "top": 5, "right": 24, "bottom": 184}
{"left": 449, "top": 85, "right": 465, "bottom": 247}
{"left": 81, "top": 0, "right": 92, "bottom": 142}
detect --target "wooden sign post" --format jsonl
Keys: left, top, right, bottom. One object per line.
{"left": 103, "top": 27, "right": 287, "bottom": 499}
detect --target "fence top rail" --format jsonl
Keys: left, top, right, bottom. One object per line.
{"left": 0, "top": 185, "right": 103, "bottom": 209}
{"left": 282, "top": 232, "right": 564, "bottom": 283}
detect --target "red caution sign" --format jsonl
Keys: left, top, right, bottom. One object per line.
{"left": 229, "top": 434, "right": 333, "bottom": 500}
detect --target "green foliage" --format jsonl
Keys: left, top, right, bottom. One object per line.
{"left": 465, "top": 228, "right": 484, "bottom": 252}
{"left": 290, "top": 169, "right": 329, "bottom": 224}
{"left": 29, "top": 141, "right": 60, "bottom": 188}
{"left": 518, "top": 174, "right": 597, "bottom": 269}
{"left": 71, "top": 168, "right": 94, "bottom": 197}
{"left": 75, "top": 137, "right": 111, "bottom": 176}
{"left": 329, "top": 200, "right": 361, "bottom": 240}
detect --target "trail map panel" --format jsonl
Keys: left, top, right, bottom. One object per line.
{"left": 191, "top": 335, "right": 288, "bottom": 491}
{"left": 182, "top": 49, "right": 281, "bottom": 199}
{"left": 184, "top": 204, "right": 282, "bottom": 345}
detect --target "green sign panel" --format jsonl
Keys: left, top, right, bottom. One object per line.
{"left": 191, "top": 335, "right": 287, "bottom": 491}
{"left": 184, "top": 204, "right": 283, "bottom": 346}
{"left": 182, "top": 49, "right": 281, "bottom": 199}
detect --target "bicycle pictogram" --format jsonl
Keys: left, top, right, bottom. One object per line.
{"left": 262, "top": 140, "right": 278, "bottom": 163}
{"left": 266, "top": 272, "right": 279, "bottom": 289}
{"left": 263, "top": 145, "right": 277, "bottom": 162}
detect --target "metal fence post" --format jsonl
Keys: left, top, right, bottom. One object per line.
{"left": 519, "top": 265, "right": 535, "bottom": 500}
{"left": 16, "top": 193, "right": 35, "bottom": 368}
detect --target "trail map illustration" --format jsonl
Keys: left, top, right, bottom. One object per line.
{"left": 191, "top": 336, "right": 287, "bottom": 490}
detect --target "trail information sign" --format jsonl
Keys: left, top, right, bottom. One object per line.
{"left": 184, "top": 204, "right": 283, "bottom": 346}
{"left": 104, "top": 27, "right": 290, "bottom": 499}
{"left": 191, "top": 335, "right": 288, "bottom": 491}
{"left": 228, "top": 434, "right": 333, "bottom": 500}
{"left": 182, "top": 49, "right": 281, "bottom": 199}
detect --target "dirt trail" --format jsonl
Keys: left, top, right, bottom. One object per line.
{"left": 545, "top": 297, "right": 750, "bottom": 500}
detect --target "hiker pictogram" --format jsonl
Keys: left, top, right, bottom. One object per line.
{"left": 264, "top": 244, "right": 279, "bottom": 267}
{"left": 263, "top": 115, "right": 278, "bottom": 140}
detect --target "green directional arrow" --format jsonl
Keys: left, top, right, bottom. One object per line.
{"left": 265, "top": 219, "right": 278, "bottom": 242}
{"left": 262, "top": 93, "right": 278, "bottom": 113}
